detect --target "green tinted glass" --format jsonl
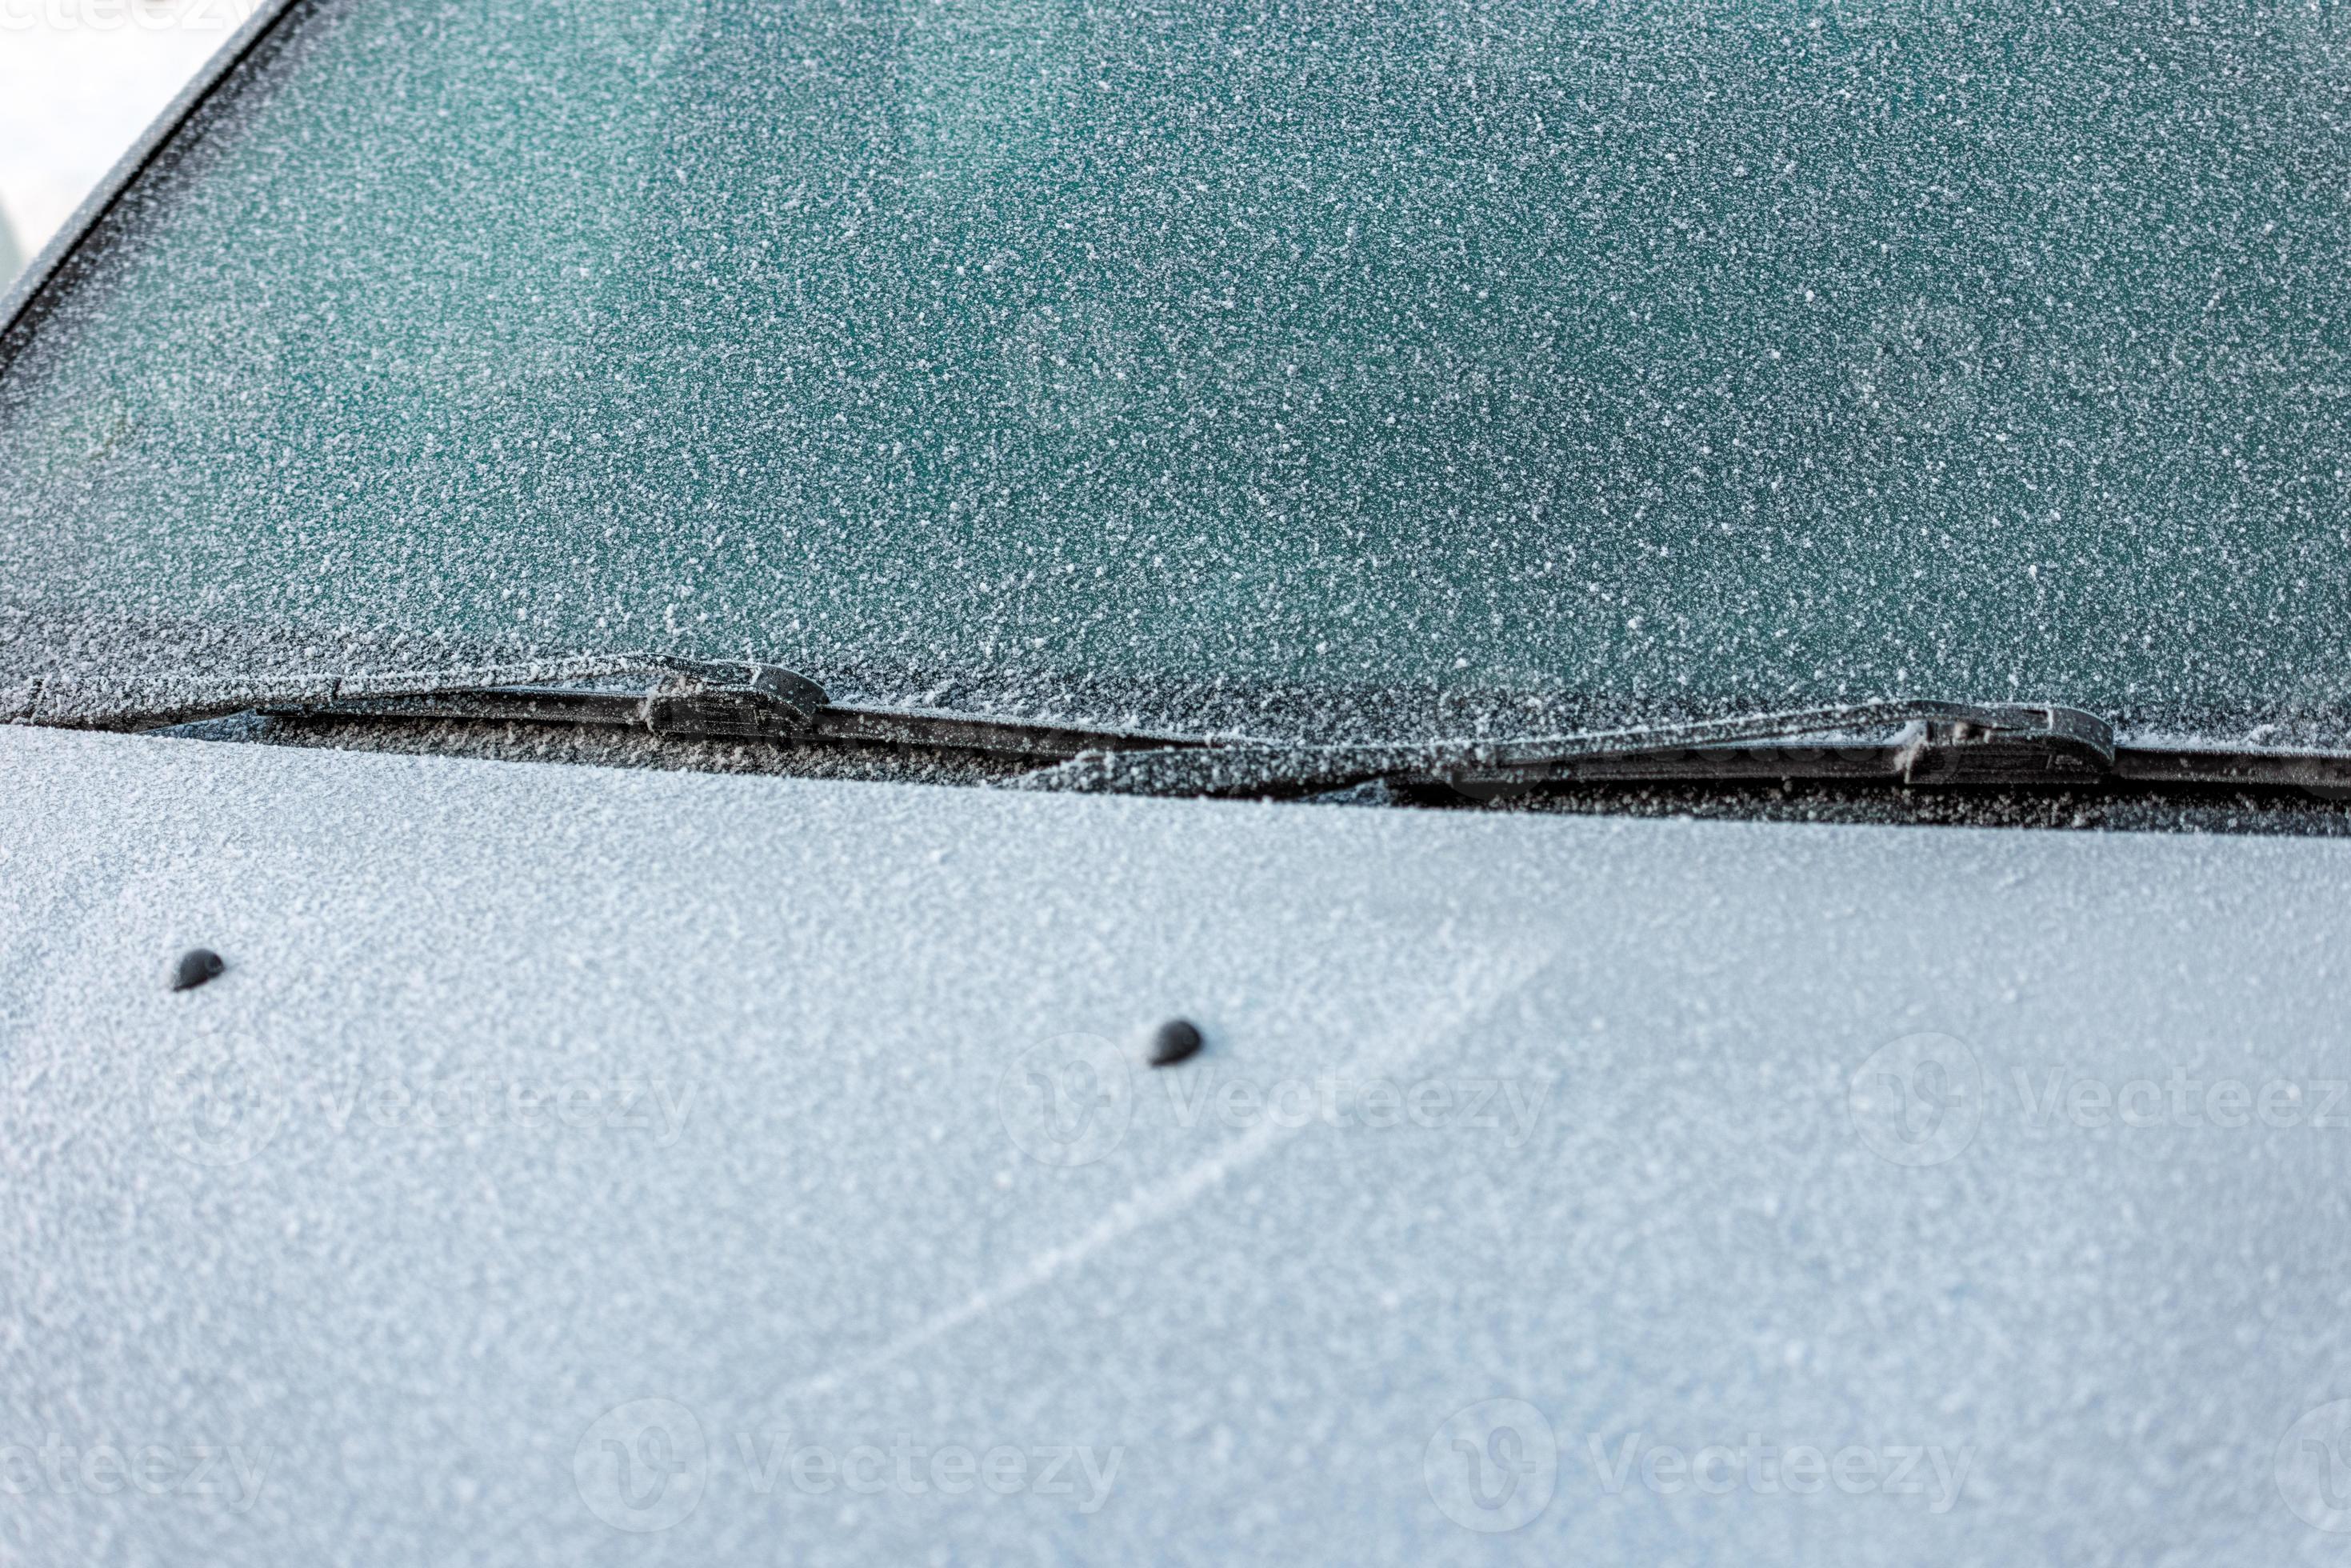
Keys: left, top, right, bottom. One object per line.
{"left": 3, "top": 0, "right": 2347, "bottom": 740}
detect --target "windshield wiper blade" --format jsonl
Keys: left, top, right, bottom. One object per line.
{"left": 42, "top": 653, "right": 829, "bottom": 733}
{"left": 310, "top": 679, "right": 1198, "bottom": 761}
{"left": 1010, "top": 699, "right": 2122, "bottom": 799}
{"left": 46, "top": 651, "right": 1199, "bottom": 762}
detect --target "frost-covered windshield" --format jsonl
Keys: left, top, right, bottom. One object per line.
{"left": 2, "top": 0, "right": 2347, "bottom": 744}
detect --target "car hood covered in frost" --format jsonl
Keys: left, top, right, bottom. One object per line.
{"left": 6, "top": 722, "right": 2351, "bottom": 1564}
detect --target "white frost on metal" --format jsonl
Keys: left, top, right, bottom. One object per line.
{"left": 3, "top": 725, "right": 2349, "bottom": 1563}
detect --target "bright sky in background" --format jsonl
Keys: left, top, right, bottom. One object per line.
{"left": 0, "top": 0, "right": 262, "bottom": 276}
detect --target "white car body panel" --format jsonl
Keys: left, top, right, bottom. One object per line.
{"left": 2, "top": 723, "right": 2347, "bottom": 1563}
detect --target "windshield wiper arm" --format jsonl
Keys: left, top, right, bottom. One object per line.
{"left": 1010, "top": 699, "right": 2121, "bottom": 799}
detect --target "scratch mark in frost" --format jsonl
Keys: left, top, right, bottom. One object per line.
{"left": 770, "top": 943, "right": 1553, "bottom": 1406}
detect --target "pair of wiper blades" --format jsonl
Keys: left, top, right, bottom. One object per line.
{"left": 43, "top": 653, "right": 2351, "bottom": 802}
